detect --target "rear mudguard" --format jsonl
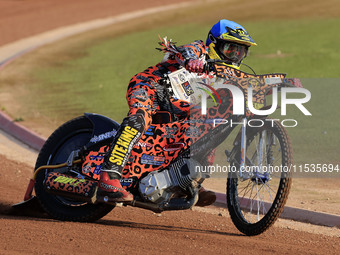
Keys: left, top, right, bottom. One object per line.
{"left": 17, "top": 113, "right": 119, "bottom": 203}
{"left": 84, "top": 113, "right": 120, "bottom": 148}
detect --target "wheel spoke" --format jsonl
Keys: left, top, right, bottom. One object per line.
{"left": 227, "top": 121, "right": 292, "bottom": 231}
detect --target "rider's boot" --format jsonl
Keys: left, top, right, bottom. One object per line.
{"left": 97, "top": 114, "right": 145, "bottom": 202}
{"left": 98, "top": 170, "right": 133, "bottom": 202}
{"left": 196, "top": 186, "right": 216, "bottom": 207}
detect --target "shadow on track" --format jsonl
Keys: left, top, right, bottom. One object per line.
{"left": 95, "top": 218, "right": 242, "bottom": 237}
{"left": 0, "top": 200, "right": 48, "bottom": 218}
{"left": 1, "top": 200, "right": 242, "bottom": 237}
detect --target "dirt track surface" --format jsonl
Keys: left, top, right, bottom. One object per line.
{"left": 1, "top": 156, "right": 339, "bottom": 255}
{"left": 0, "top": 0, "right": 197, "bottom": 47}
{"left": 0, "top": 0, "right": 340, "bottom": 254}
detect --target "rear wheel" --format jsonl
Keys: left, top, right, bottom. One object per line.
{"left": 34, "top": 116, "right": 115, "bottom": 221}
{"left": 227, "top": 120, "right": 292, "bottom": 235}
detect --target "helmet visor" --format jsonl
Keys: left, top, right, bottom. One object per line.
{"left": 219, "top": 42, "right": 248, "bottom": 65}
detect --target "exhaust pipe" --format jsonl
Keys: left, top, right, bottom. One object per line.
{"left": 43, "top": 172, "right": 198, "bottom": 214}
{"left": 44, "top": 172, "right": 98, "bottom": 203}
{"left": 12, "top": 159, "right": 83, "bottom": 213}
{"left": 126, "top": 200, "right": 163, "bottom": 213}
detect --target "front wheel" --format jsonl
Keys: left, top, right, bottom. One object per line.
{"left": 34, "top": 116, "right": 115, "bottom": 221}
{"left": 227, "top": 120, "right": 292, "bottom": 236}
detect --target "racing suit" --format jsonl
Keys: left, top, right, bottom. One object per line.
{"left": 106, "top": 40, "right": 208, "bottom": 176}
{"left": 99, "top": 40, "right": 215, "bottom": 204}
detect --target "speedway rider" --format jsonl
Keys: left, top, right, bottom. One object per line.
{"left": 98, "top": 19, "right": 257, "bottom": 206}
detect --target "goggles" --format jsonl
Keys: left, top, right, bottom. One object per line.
{"left": 219, "top": 41, "right": 248, "bottom": 65}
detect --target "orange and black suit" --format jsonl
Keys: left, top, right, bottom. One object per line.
{"left": 105, "top": 40, "right": 207, "bottom": 176}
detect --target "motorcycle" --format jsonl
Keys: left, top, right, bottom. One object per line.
{"left": 17, "top": 60, "right": 301, "bottom": 236}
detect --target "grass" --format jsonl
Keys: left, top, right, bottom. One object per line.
{"left": 277, "top": 78, "right": 340, "bottom": 164}
{"left": 0, "top": 5, "right": 339, "bottom": 165}
{"left": 243, "top": 19, "right": 340, "bottom": 78}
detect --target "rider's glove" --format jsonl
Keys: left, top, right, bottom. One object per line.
{"left": 185, "top": 59, "right": 206, "bottom": 74}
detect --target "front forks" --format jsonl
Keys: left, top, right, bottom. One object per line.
{"left": 239, "top": 117, "right": 247, "bottom": 180}
{"left": 227, "top": 117, "right": 268, "bottom": 182}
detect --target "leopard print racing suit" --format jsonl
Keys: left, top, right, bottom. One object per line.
{"left": 105, "top": 40, "right": 208, "bottom": 177}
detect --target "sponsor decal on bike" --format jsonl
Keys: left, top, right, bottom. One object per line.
{"left": 136, "top": 141, "right": 153, "bottom": 149}
{"left": 162, "top": 126, "right": 179, "bottom": 138}
{"left": 109, "top": 126, "right": 140, "bottom": 166}
{"left": 120, "top": 178, "right": 134, "bottom": 186}
{"left": 141, "top": 154, "right": 165, "bottom": 166}
{"left": 163, "top": 142, "right": 185, "bottom": 151}
{"left": 89, "top": 155, "right": 104, "bottom": 161}
{"left": 90, "top": 129, "right": 117, "bottom": 144}
{"left": 93, "top": 165, "right": 101, "bottom": 175}
{"left": 54, "top": 176, "right": 86, "bottom": 187}
{"left": 82, "top": 164, "right": 92, "bottom": 174}
{"left": 100, "top": 182, "right": 124, "bottom": 192}
{"left": 145, "top": 125, "right": 155, "bottom": 136}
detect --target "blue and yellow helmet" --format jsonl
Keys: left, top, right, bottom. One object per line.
{"left": 206, "top": 20, "right": 257, "bottom": 69}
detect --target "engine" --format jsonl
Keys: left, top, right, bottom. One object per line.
{"left": 138, "top": 158, "right": 209, "bottom": 204}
